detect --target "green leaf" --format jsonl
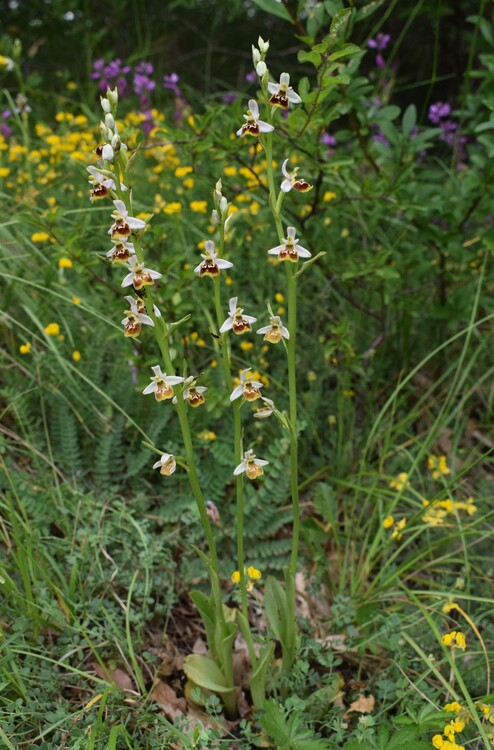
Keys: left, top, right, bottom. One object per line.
{"left": 250, "top": 640, "right": 276, "bottom": 709}
{"left": 250, "top": 0, "right": 292, "bottom": 22}
{"left": 183, "top": 654, "right": 233, "bottom": 693}
{"left": 330, "top": 7, "right": 351, "bottom": 36}
{"left": 329, "top": 43, "right": 361, "bottom": 61}
{"left": 402, "top": 104, "right": 417, "bottom": 137}
{"left": 355, "top": 0, "right": 386, "bottom": 20}
{"left": 264, "top": 576, "right": 288, "bottom": 643}
{"left": 298, "top": 50, "right": 322, "bottom": 67}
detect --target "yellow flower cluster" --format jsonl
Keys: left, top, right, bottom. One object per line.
{"left": 389, "top": 472, "right": 410, "bottom": 491}
{"left": 383, "top": 516, "right": 406, "bottom": 541}
{"left": 44, "top": 322, "right": 60, "bottom": 336}
{"left": 422, "top": 497, "right": 476, "bottom": 526}
{"left": 428, "top": 454, "right": 451, "bottom": 479}
{"left": 441, "top": 630, "right": 466, "bottom": 651}
{"left": 431, "top": 699, "right": 494, "bottom": 750}
{"left": 231, "top": 566, "right": 262, "bottom": 591}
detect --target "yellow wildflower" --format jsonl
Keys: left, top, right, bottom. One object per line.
{"left": 183, "top": 177, "right": 194, "bottom": 189}
{"left": 19, "top": 342, "right": 31, "bottom": 355}
{"left": 432, "top": 736, "right": 444, "bottom": 749}
{"left": 224, "top": 166, "right": 237, "bottom": 176}
{"left": 342, "top": 389, "right": 355, "bottom": 398}
{"left": 58, "top": 257, "right": 73, "bottom": 269}
{"left": 72, "top": 351, "right": 81, "bottom": 362}
{"left": 0, "top": 168, "right": 10, "bottom": 178}
{"left": 391, "top": 517, "right": 406, "bottom": 541}
{"left": 389, "top": 472, "right": 410, "bottom": 491}
{"left": 383, "top": 515, "right": 394, "bottom": 529}
{"left": 442, "top": 630, "right": 466, "bottom": 651}
{"left": 175, "top": 166, "right": 193, "bottom": 178}
{"left": 341, "top": 228, "right": 350, "bottom": 238}
{"left": 31, "top": 231, "right": 51, "bottom": 243}
{"left": 197, "top": 430, "right": 216, "bottom": 441}
{"left": 323, "top": 191, "right": 337, "bottom": 202}
{"left": 71, "top": 296, "right": 81, "bottom": 305}
{"left": 240, "top": 341, "right": 254, "bottom": 351}
{"left": 190, "top": 200, "right": 208, "bottom": 213}
{"left": 231, "top": 566, "right": 262, "bottom": 591}
{"left": 44, "top": 323, "right": 60, "bottom": 336}
{"left": 428, "top": 455, "right": 451, "bottom": 479}
{"left": 163, "top": 202, "right": 182, "bottom": 215}
{"left": 444, "top": 702, "right": 462, "bottom": 713}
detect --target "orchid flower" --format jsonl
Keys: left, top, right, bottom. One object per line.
{"left": 230, "top": 368, "right": 264, "bottom": 402}
{"left": 253, "top": 397, "right": 275, "bottom": 419}
{"left": 142, "top": 365, "right": 184, "bottom": 401}
{"left": 109, "top": 199, "right": 146, "bottom": 240}
{"left": 107, "top": 239, "right": 135, "bottom": 263}
{"left": 173, "top": 376, "right": 207, "bottom": 408}
{"left": 220, "top": 297, "right": 257, "bottom": 335}
{"left": 280, "top": 159, "right": 312, "bottom": 193}
{"left": 256, "top": 315, "right": 289, "bottom": 343}
{"left": 267, "top": 226, "right": 311, "bottom": 263}
{"left": 87, "top": 165, "right": 127, "bottom": 202}
{"left": 236, "top": 99, "right": 274, "bottom": 138}
{"left": 153, "top": 453, "right": 176, "bottom": 476}
{"left": 267, "top": 72, "right": 301, "bottom": 109}
{"left": 121, "top": 295, "right": 155, "bottom": 337}
{"left": 194, "top": 240, "right": 233, "bottom": 277}
{"left": 233, "top": 449, "right": 269, "bottom": 480}
{"left": 121, "top": 256, "right": 162, "bottom": 290}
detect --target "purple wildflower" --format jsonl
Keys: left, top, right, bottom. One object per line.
{"left": 368, "top": 33, "right": 390, "bottom": 51}
{"left": 245, "top": 70, "right": 257, "bottom": 83}
{"left": 428, "top": 102, "right": 451, "bottom": 124}
{"left": 368, "top": 33, "right": 390, "bottom": 69}
{"left": 91, "top": 58, "right": 131, "bottom": 96}
{"left": 0, "top": 109, "right": 12, "bottom": 138}
{"left": 133, "top": 61, "right": 156, "bottom": 103}
{"left": 163, "top": 72, "right": 182, "bottom": 98}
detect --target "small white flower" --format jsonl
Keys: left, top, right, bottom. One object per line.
{"left": 109, "top": 199, "right": 146, "bottom": 240}
{"left": 194, "top": 240, "right": 233, "bottom": 277}
{"left": 253, "top": 397, "right": 275, "bottom": 419}
{"left": 87, "top": 166, "right": 127, "bottom": 202}
{"left": 234, "top": 449, "right": 269, "bottom": 480}
{"left": 230, "top": 368, "right": 264, "bottom": 402}
{"left": 236, "top": 99, "right": 274, "bottom": 138}
{"left": 256, "top": 315, "right": 289, "bottom": 343}
{"left": 267, "top": 227, "right": 311, "bottom": 263}
{"left": 173, "top": 376, "right": 207, "bottom": 408}
{"left": 143, "top": 366, "right": 185, "bottom": 402}
{"left": 267, "top": 72, "right": 302, "bottom": 109}
{"left": 106, "top": 239, "right": 135, "bottom": 263}
{"left": 121, "top": 256, "right": 162, "bottom": 290}
{"left": 121, "top": 295, "right": 155, "bottom": 337}
{"left": 153, "top": 453, "right": 176, "bottom": 476}
{"left": 280, "top": 159, "right": 313, "bottom": 194}
{"left": 220, "top": 297, "right": 257, "bottom": 335}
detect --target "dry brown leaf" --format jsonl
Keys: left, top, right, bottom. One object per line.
{"left": 151, "top": 679, "right": 187, "bottom": 722}
{"left": 192, "top": 637, "right": 208, "bottom": 655}
{"left": 90, "top": 663, "right": 135, "bottom": 693}
{"left": 348, "top": 693, "right": 375, "bottom": 714}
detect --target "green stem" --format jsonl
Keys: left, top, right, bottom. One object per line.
{"left": 213, "top": 278, "right": 257, "bottom": 667}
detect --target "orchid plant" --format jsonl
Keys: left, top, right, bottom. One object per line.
{"left": 84, "top": 29, "right": 340, "bottom": 716}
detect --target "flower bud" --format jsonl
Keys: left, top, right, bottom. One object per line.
{"left": 252, "top": 46, "right": 261, "bottom": 66}
{"left": 102, "top": 143, "right": 114, "bottom": 162}
{"left": 100, "top": 96, "right": 111, "bottom": 114}
{"left": 211, "top": 209, "right": 220, "bottom": 225}
{"left": 258, "top": 36, "right": 269, "bottom": 54}
{"left": 256, "top": 61, "right": 267, "bottom": 77}
{"left": 99, "top": 121, "right": 108, "bottom": 139}
{"left": 107, "top": 87, "right": 118, "bottom": 109}
{"left": 105, "top": 112, "right": 115, "bottom": 130}
{"left": 219, "top": 196, "right": 228, "bottom": 215}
